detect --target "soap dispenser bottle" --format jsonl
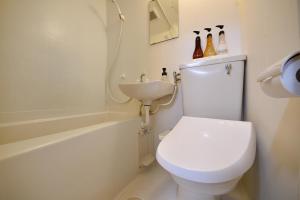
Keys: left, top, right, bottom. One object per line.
{"left": 193, "top": 31, "right": 203, "bottom": 59}
{"left": 204, "top": 28, "right": 217, "bottom": 57}
{"left": 161, "top": 68, "right": 169, "bottom": 82}
{"left": 216, "top": 25, "right": 228, "bottom": 54}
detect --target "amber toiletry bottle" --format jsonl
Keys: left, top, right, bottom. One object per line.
{"left": 204, "top": 28, "right": 217, "bottom": 57}
{"left": 193, "top": 31, "right": 203, "bottom": 59}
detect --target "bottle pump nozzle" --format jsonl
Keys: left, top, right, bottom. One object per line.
{"left": 216, "top": 25, "right": 224, "bottom": 29}
{"left": 162, "top": 68, "right": 167, "bottom": 76}
{"left": 216, "top": 25, "right": 225, "bottom": 35}
{"left": 193, "top": 31, "right": 200, "bottom": 35}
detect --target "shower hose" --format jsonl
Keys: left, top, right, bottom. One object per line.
{"left": 106, "top": 0, "right": 132, "bottom": 104}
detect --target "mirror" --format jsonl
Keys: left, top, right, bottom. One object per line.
{"left": 148, "top": 0, "right": 179, "bottom": 45}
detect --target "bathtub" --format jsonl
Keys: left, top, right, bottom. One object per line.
{"left": 0, "top": 112, "right": 140, "bottom": 200}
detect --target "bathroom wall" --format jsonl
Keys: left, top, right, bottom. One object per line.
{"left": 108, "top": 0, "right": 242, "bottom": 81}
{"left": 0, "top": 0, "right": 107, "bottom": 123}
{"left": 106, "top": 0, "right": 148, "bottom": 113}
{"left": 106, "top": 0, "right": 243, "bottom": 137}
{"left": 113, "top": 0, "right": 300, "bottom": 200}
{"left": 146, "top": 0, "right": 243, "bottom": 79}
{"left": 239, "top": 0, "right": 300, "bottom": 199}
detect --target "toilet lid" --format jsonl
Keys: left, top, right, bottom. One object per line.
{"left": 156, "top": 116, "right": 256, "bottom": 183}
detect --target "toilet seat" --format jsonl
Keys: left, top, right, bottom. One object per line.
{"left": 156, "top": 116, "right": 256, "bottom": 184}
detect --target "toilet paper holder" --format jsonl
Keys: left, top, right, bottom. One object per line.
{"left": 257, "top": 51, "right": 300, "bottom": 83}
{"left": 257, "top": 70, "right": 281, "bottom": 83}
{"left": 257, "top": 50, "right": 300, "bottom": 98}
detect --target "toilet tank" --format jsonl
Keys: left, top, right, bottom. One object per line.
{"left": 180, "top": 55, "right": 246, "bottom": 120}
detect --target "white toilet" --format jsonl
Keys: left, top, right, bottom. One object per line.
{"left": 156, "top": 55, "right": 256, "bottom": 200}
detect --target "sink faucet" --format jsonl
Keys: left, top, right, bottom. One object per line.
{"left": 140, "top": 73, "right": 146, "bottom": 82}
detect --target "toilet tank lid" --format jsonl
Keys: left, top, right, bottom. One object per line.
{"left": 180, "top": 54, "right": 247, "bottom": 70}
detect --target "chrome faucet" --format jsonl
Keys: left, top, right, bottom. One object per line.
{"left": 140, "top": 73, "right": 146, "bottom": 82}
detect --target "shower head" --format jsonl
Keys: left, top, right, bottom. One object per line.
{"left": 112, "top": 0, "right": 125, "bottom": 21}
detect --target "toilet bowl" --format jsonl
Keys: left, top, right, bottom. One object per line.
{"left": 156, "top": 116, "right": 256, "bottom": 200}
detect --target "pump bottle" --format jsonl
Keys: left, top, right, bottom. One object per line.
{"left": 161, "top": 68, "right": 169, "bottom": 82}
{"left": 204, "top": 28, "right": 217, "bottom": 57}
{"left": 192, "top": 31, "right": 203, "bottom": 59}
{"left": 216, "top": 25, "right": 228, "bottom": 54}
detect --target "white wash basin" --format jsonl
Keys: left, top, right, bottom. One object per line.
{"left": 119, "top": 80, "right": 174, "bottom": 105}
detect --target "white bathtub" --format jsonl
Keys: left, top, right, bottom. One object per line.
{"left": 0, "top": 112, "right": 140, "bottom": 200}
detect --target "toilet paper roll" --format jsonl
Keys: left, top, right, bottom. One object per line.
{"left": 258, "top": 51, "right": 300, "bottom": 98}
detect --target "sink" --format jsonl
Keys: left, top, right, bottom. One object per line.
{"left": 119, "top": 80, "right": 175, "bottom": 105}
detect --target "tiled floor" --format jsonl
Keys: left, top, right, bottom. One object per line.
{"left": 114, "top": 163, "right": 250, "bottom": 200}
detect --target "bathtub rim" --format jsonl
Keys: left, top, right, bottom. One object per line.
{"left": 0, "top": 111, "right": 135, "bottom": 128}
{"left": 0, "top": 115, "right": 139, "bottom": 162}
{"left": 0, "top": 111, "right": 138, "bottom": 145}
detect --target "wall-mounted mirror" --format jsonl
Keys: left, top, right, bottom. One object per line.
{"left": 148, "top": 0, "right": 179, "bottom": 45}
